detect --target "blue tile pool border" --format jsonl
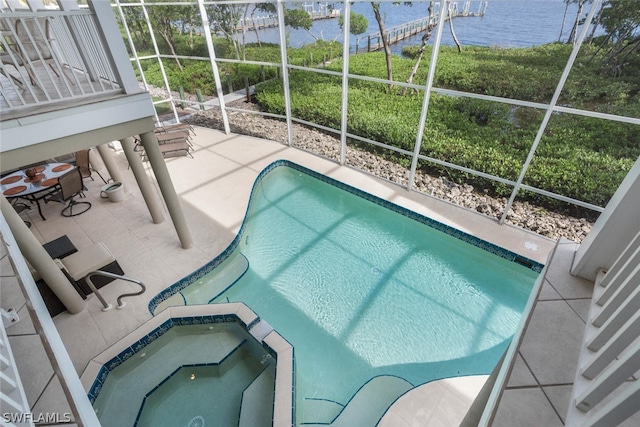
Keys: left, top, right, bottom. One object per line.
{"left": 148, "top": 159, "right": 544, "bottom": 315}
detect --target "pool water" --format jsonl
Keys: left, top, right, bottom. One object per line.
{"left": 136, "top": 361, "right": 258, "bottom": 427}
{"left": 93, "top": 323, "right": 274, "bottom": 427}
{"left": 168, "top": 163, "right": 540, "bottom": 424}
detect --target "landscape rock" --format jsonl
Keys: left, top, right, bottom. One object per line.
{"left": 178, "top": 99, "right": 594, "bottom": 243}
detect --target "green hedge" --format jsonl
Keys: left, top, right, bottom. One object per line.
{"left": 138, "top": 38, "right": 342, "bottom": 95}
{"left": 138, "top": 31, "right": 638, "bottom": 211}
{"left": 255, "top": 46, "right": 639, "bottom": 210}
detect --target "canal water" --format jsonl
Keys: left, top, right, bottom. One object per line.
{"left": 238, "top": 0, "right": 600, "bottom": 53}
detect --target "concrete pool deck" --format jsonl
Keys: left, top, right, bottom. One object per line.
{"left": 2, "top": 126, "right": 564, "bottom": 426}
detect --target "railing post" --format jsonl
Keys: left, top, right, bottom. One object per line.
{"left": 0, "top": 319, "right": 34, "bottom": 427}
{"left": 86, "top": 0, "right": 139, "bottom": 93}
{"left": 178, "top": 85, "right": 186, "bottom": 108}
{"left": 226, "top": 74, "right": 233, "bottom": 94}
{"left": 196, "top": 88, "right": 205, "bottom": 111}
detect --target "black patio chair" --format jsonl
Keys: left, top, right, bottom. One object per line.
{"left": 56, "top": 167, "right": 91, "bottom": 217}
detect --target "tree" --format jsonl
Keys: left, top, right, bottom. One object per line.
{"left": 370, "top": 2, "right": 395, "bottom": 84}
{"left": 448, "top": 5, "right": 462, "bottom": 52}
{"left": 594, "top": 0, "right": 640, "bottom": 76}
{"left": 404, "top": 2, "right": 436, "bottom": 94}
{"left": 285, "top": 7, "right": 316, "bottom": 41}
{"left": 338, "top": 11, "right": 369, "bottom": 36}
{"left": 567, "top": 0, "right": 591, "bottom": 45}
{"left": 336, "top": 10, "right": 369, "bottom": 47}
{"left": 250, "top": 3, "right": 277, "bottom": 47}
{"left": 205, "top": 3, "right": 245, "bottom": 59}
{"left": 586, "top": 0, "right": 606, "bottom": 44}
{"left": 119, "top": 6, "right": 150, "bottom": 51}
{"left": 180, "top": 6, "right": 200, "bottom": 51}
{"left": 145, "top": 4, "right": 196, "bottom": 72}
{"left": 559, "top": 0, "right": 571, "bottom": 42}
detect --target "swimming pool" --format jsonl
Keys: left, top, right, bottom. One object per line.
{"left": 150, "top": 160, "right": 542, "bottom": 425}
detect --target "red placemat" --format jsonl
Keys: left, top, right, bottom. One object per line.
{"left": 52, "top": 164, "right": 72, "bottom": 173}
{"left": 25, "top": 174, "right": 45, "bottom": 183}
{"left": 34, "top": 166, "right": 46, "bottom": 173}
{"left": 3, "top": 185, "right": 27, "bottom": 196}
{"left": 1, "top": 175, "right": 22, "bottom": 185}
{"left": 42, "top": 178, "right": 59, "bottom": 187}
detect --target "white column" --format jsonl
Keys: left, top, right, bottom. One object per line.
{"left": 87, "top": 0, "right": 141, "bottom": 94}
{"left": 139, "top": 131, "right": 193, "bottom": 249}
{"left": 95, "top": 143, "right": 124, "bottom": 184}
{"left": 120, "top": 136, "right": 165, "bottom": 225}
{"left": 0, "top": 197, "right": 85, "bottom": 314}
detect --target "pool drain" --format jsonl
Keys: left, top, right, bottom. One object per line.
{"left": 188, "top": 416, "right": 204, "bottom": 427}
{"left": 372, "top": 267, "right": 381, "bottom": 275}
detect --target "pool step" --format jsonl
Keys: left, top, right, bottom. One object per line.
{"left": 238, "top": 365, "right": 275, "bottom": 427}
{"left": 154, "top": 292, "right": 184, "bottom": 313}
{"left": 155, "top": 252, "right": 249, "bottom": 313}
{"left": 303, "top": 376, "right": 413, "bottom": 427}
{"left": 301, "top": 398, "right": 344, "bottom": 424}
{"left": 182, "top": 252, "right": 249, "bottom": 305}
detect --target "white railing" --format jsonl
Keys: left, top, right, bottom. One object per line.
{"left": 0, "top": 7, "right": 122, "bottom": 112}
{"left": 0, "top": 315, "right": 34, "bottom": 427}
{"left": 566, "top": 229, "right": 640, "bottom": 426}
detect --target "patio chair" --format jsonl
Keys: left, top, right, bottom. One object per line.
{"left": 75, "top": 149, "right": 107, "bottom": 184}
{"left": 55, "top": 167, "right": 91, "bottom": 217}
{"left": 11, "top": 200, "right": 31, "bottom": 228}
{"left": 1, "top": 18, "right": 26, "bottom": 86}
{"left": 1, "top": 16, "right": 73, "bottom": 89}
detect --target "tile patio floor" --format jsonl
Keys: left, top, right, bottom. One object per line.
{"left": 3, "top": 125, "right": 603, "bottom": 426}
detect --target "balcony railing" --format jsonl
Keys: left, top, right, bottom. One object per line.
{"left": 566, "top": 229, "right": 640, "bottom": 426}
{"left": 0, "top": 7, "right": 123, "bottom": 117}
{"left": 0, "top": 312, "right": 34, "bottom": 427}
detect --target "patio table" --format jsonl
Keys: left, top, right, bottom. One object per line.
{"left": 1, "top": 162, "right": 73, "bottom": 220}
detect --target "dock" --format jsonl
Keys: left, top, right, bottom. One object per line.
{"left": 354, "top": 0, "right": 487, "bottom": 53}
{"left": 235, "top": 2, "right": 341, "bottom": 32}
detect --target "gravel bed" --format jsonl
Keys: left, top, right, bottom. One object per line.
{"left": 177, "top": 99, "right": 594, "bottom": 243}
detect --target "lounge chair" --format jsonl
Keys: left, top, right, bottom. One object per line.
{"left": 75, "top": 149, "right": 108, "bottom": 184}
{"left": 55, "top": 241, "right": 125, "bottom": 298}
{"left": 1, "top": 16, "right": 74, "bottom": 89}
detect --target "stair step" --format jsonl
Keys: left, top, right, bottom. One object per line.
{"left": 303, "top": 376, "right": 413, "bottom": 427}
{"left": 302, "top": 398, "right": 344, "bottom": 424}
{"left": 238, "top": 365, "right": 275, "bottom": 427}
{"left": 182, "top": 252, "right": 249, "bottom": 305}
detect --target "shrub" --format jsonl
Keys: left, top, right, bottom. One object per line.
{"left": 255, "top": 45, "right": 639, "bottom": 210}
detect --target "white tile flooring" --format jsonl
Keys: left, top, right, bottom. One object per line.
{"left": 2, "top": 126, "right": 597, "bottom": 426}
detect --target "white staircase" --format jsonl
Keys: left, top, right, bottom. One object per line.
{"left": 566, "top": 229, "right": 640, "bottom": 426}
{"left": 0, "top": 314, "right": 34, "bottom": 427}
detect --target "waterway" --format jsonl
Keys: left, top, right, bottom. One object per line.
{"left": 237, "top": 0, "right": 600, "bottom": 54}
